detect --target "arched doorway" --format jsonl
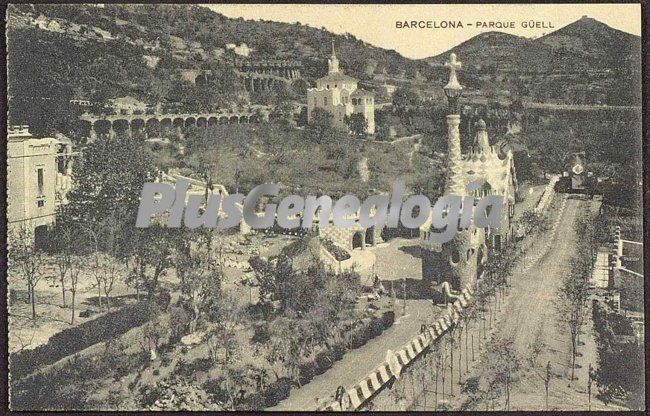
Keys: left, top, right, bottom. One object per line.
{"left": 34, "top": 225, "right": 49, "bottom": 251}
{"left": 476, "top": 244, "right": 486, "bottom": 280}
{"left": 352, "top": 232, "right": 364, "bottom": 250}
{"left": 131, "top": 119, "right": 146, "bottom": 140}
{"left": 365, "top": 226, "right": 375, "bottom": 246}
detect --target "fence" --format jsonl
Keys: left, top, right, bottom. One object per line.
{"left": 323, "top": 285, "right": 474, "bottom": 411}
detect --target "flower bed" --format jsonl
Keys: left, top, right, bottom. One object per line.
{"left": 322, "top": 238, "right": 351, "bottom": 261}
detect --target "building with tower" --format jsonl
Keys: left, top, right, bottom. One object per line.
{"left": 420, "top": 54, "right": 518, "bottom": 300}
{"left": 307, "top": 42, "right": 375, "bottom": 134}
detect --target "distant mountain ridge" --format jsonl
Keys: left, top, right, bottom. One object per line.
{"left": 424, "top": 16, "right": 641, "bottom": 105}
{"left": 425, "top": 16, "right": 640, "bottom": 76}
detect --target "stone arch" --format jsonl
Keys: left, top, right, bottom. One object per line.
{"left": 195, "top": 73, "right": 208, "bottom": 86}
{"left": 113, "top": 119, "right": 130, "bottom": 137}
{"left": 208, "top": 117, "right": 218, "bottom": 127}
{"left": 79, "top": 120, "right": 93, "bottom": 139}
{"left": 476, "top": 244, "right": 486, "bottom": 280}
{"left": 131, "top": 119, "right": 145, "bottom": 139}
{"left": 229, "top": 116, "right": 239, "bottom": 124}
{"left": 450, "top": 247, "right": 461, "bottom": 265}
{"left": 239, "top": 116, "right": 249, "bottom": 124}
{"left": 94, "top": 120, "right": 112, "bottom": 138}
{"left": 145, "top": 118, "right": 160, "bottom": 138}
{"left": 219, "top": 116, "right": 229, "bottom": 125}
{"left": 184, "top": 117, "right": 196, "bottom": 128}
{"left": 160, "top": 118, "right": 172, "bottom": 135}
{"left": 34, "top": 225, "right": 49, "bottom": 251}
{"left": 381, "top": 225, "right": 391, "bottom": 241}
{"left": 365, "top": 226, "right": 375, "bottom": 246}
{"left": 352, "top": 231, "right": 364, "bottom": 250}
{"left": 172, "top": 118, "right": 184, "bottom": 130}
{"left": 197, "top": 117, "right": 207, "bottom": 128}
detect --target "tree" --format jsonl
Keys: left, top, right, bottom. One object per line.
{"left": 126, "top": 225, "right": 175, "bottom": 301}
{"left": 10, "top": 225, "right": 44, "bottom": 321}
{"left": 517, "top": 209, "right": 550, "bottom": 236}
{"left": 68, "top": 256, "right": 82, "bottom": 324}
{"left": 174, "top": 230, "right": 222, "bottom": 333}
{"left": 346, "top": 113, "right": 367, "bottom": 138}
{"left": 43, "top": 221, "right": 75, "bottom": 308}
{"left": 392, "top": 86, "right": 420, "bottom": 119}
{"left": 483, "top": 335, "right": 522, "bottom": 410}
{"left": 304, "top": 107, "right": 335, "bottom": 144}
{"left": 64, "top": 136, "right": 157, "bottom": 229}
{"left": 265, "top": 317, "right": 303, "bottom": 385}
{"left": 555, "top": 262, "right": 590, "bottom": 382}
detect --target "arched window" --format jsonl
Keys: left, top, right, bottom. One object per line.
{"left": 450, "top": 248, "right": 460, "bottom": 264}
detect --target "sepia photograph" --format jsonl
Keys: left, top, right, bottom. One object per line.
{"left": 3, "top": 3, "right": 645, "bottom": 412}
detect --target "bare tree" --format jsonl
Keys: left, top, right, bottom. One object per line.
{"left": 555, "top": 267, "right": 589, "bottom": 381}
{"left": 45, "top": 222, "right": 75, "bottom": 308}
{"left": 10, "top": 225, "right": 44, "bottom": 321}
{"left": 68, "top": 256, "right": 82, "bottom": 324}
{"left": 84, "top": 222, "right": 105, "bottom": 311}
{"left": 483, "top": 335, "right": 522, "bottom": 410}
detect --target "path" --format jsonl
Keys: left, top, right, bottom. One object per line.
{"left": 358, "top": 157, "right": 370, "bottom": 183}
{"left": 269, "top": 299, "right": 439, "bottom": 410}
{"left": 270, "top": 237, "right": 428, "bottom": 410}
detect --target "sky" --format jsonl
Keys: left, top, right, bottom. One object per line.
{"left": 208, "top": 4, "right": 641, "bottom": 59}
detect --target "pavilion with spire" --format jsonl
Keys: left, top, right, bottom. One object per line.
{"left": 306, "top": 41, "right": 375, "bottom": 134}
{"left": 420, "top": 53, "right": 518, "bottom": 300}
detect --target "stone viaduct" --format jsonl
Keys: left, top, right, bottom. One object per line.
{"left": 78, "top": 107, "right": 272, "bottom": 140}
{"left": 181, "top": 59, "right": 303, "bottom": 93}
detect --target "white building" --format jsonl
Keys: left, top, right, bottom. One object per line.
{"left": 226, "top": 43, "right": 251, "bottom": 57}
{"left": 307, "top": 43, "right": 375, "bottom": 134}
{"left": 7, "top": 126, "right": 74, "bottom": 244}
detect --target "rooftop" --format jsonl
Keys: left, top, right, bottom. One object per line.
{"left": 318, "top": 72, "right": 357, "bottom": 83}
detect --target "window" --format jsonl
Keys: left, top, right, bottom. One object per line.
{"left": 450, "top": 248, "right": 460, "bottom": 264}
{"left": 37, "top": 168, "right": 44, "bottom": 197}
{"left": 324, "top": 97, "right": 328, "bottom": 106}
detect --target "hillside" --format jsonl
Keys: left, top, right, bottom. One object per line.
{"left": 425, "top": 16, "right": 641, "bottom": 105}
{"left": 6, "top": 4, "right": 432, "bottom": 108}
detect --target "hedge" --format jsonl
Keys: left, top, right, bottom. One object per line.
{"left": 10, "top": 300, "right": 161, "bottom": 379}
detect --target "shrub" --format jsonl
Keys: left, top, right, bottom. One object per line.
{"left": 238, "top": 392, "right": 266, "bottom": 410}
{"left": 298, "top": 361, "right": 317, "bottom": 385}
{"left": 263, "top": 377, "right": 293, "bottom": 407}
{"left": 315, "top": 349, "right": 334, "bottom": 374}
{"left": 382, "top": 311, "right": 396, "bottom": 328}
{"left": 10, "top": 301, "right": 156, "bottom": 378}
{"left": 369, "top": 317, "right": 385, "bottom": 337}
{"left": 322, "top": 239, "right": 351, "bottom": 261}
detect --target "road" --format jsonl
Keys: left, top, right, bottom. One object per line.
{"left": 451, "top": 196, "right": 624, "bottom": 411}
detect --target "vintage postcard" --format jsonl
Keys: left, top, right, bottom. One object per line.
{"left": 4, "top": 3, "right": 644, "bottom": 411}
